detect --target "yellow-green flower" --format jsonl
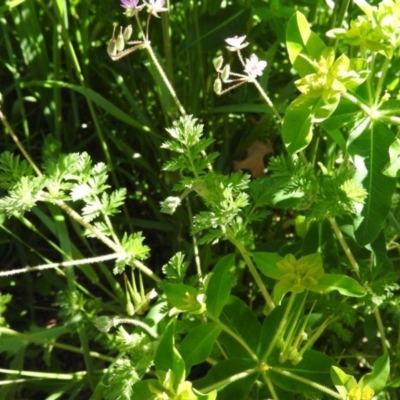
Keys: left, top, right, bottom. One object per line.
{"left": 347, "top": 384, "right": 374, "bottom": 400}
{"left": 273, "top": 253, "right": 324, "bottom": 302}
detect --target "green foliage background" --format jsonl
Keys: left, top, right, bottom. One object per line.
{"left": 0, "top": 0, "right": 399, "bottom": 399}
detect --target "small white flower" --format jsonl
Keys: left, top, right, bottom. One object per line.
{"left": 225, "top": 35, "right": 249, "bottom": 52}
{"left": 144, "top": 0, "right": 168, "bottom": 18}
{"left": 244, "top": 54, "right": 267, "bottom": 78}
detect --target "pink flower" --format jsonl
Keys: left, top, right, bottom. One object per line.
{"left": 225, "top": 35, "right": 249, "bottom": 52}
{"left": 244, "top": 54, "right": 267, "bottom": 78}
{"left": 120, "top": 0, "right": 144, "bottom": 15}
{"left": 144, "top": 0, "right": 168, "bottom": 17}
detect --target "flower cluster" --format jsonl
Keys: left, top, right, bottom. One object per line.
{"left": 327, "top": 0, "right": 400, "bottom": 58}
{"left": 120, "top": 0, "right": 167, "bottom": 18}
{"left": 107, "top": 0, "right": 168, "bottom": 61}
{"left": 213, "top": 35, "right": 267, "bottom": 95}
{"left": 294, "top": 48, "right": 369, "bottom": 101}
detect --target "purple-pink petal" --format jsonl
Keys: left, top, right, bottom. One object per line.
{"left": 120, "top": 0, "right": 139, "bottom": 9}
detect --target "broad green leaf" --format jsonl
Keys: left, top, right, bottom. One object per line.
{"left": 252, "top": 252, "right": 283, "bottom": 279}
{"left": 205, "top": 254, "right": 235, "bottom": 318}
{"left": 313, "top": 94, "right": 341, "bottom": 123}
{"left": 347, "top": 120, "right": 396, "bottom": 245}
{"left": 361, "top": 352, "right": 390, "bottom": 393}
{"left": 179, "top": 323, "right": 221, "bottom": 374}
{"left": 378, "top": 99, "right": 400, "bottom": 116}
{"left": 154, "top": 319, "right": 186, "bottom": 388}
{"left": 382, "top": 138, "right": 400, "bottom": 177}
{"left": 330, "top": 366, "right": 357, "bottom": 397}
{"left": 282, "top": 94, "right": 319, "bottom": 154}
{"left": 268, "top": 349, "right": 336, "bottom": 393}
{"left": 219, "top": 296, "right": 261, "bottom": 356}
{"left": 320, "top": 98, "right": 361, "bottom": 137}
{"left": 313, "top": 274, "right": 366, "bottom": 297}
{"left": 286, "top": 11, "right": 326, "bottom": 76}
{"left": 194, "top": 359, "right": 258, "bottom": 400}
{"left": 163, "top": 283, "right": 204, "bottom": 313}
{"left": 131, "top": 380, "right": 156, "bottom": 400}
{"left": 367, "top": 230, "right": 394, "bottom": 269}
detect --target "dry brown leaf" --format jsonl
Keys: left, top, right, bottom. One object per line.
{"left": 233, "top": 140, "right": 273, "bottom": 177}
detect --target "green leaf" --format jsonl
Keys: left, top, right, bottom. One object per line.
{"left": 154, "top": 319, "right": 186, "bottom": 388}
{"left": 130, "top": 380, "right": 156, "bottom": 400}
{"left": 268, "top": 349, "right": 336, "bottom": 393}
{"left": 205, "top": 254, "right": 235, "bottom": 318}
{"left": 361, "top": 352, "right": 390, "bottom": 393}
{"left": 282, "top": 95, "right": 319, "bottom": 154}
{"left": 286, "top": 11, "right": 326, "bottom": 76}
{"left": 219, "top": 296, "right": 261, "bottom": 356}
{"left": 313, "top": 274, "right": 366, "bottom": 297}
{"left": 382, "top": 137, "right": 400, "bottom": 177}
{"left": 330, "top": 366, "right": 357, "bottom": 398}
{"left": 179, "top": 323, "right": 221, "bottom": 374}
{"left": 163, "top": 283, "right": 204, "bottom": 314}
{"left": 252, "top": 252, "right": 283, "bottom": 279}
{"left": 194, "top": 359, "right": 258, "bottom": 400}
{"left": 347, "top": 120, "right": 397, "bottom": 245}
{"left": 322, "top": 99, "right": 362, "bottom": 130}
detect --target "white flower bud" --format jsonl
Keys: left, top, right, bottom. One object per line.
{"left": 213, "top": 78, "right": 222, "bottom": 94}
{"left": 213, "top": 56, "right": 224, "bottom": 71}
{"left": 123, "top": 25, "right": 133, "bottom": 41}
{"left": 116, "top": 28, "right": 125, "bottom": 52}
{"left": 221, "top": 64, "right": 230, "bottom": 82}
{"left": 107, "top": 38, "right": 117, "bottom": 57}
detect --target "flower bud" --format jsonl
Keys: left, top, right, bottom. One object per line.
{"left": 221, "top": 64, "right": 230, "bottom": 82}
{"left": 94, "top": 316, "right": 114, "bottom": 332}
{"left": 213, "top": 55, "right": 223, "bottom": 71}
{"left": 291, "top": 353, "right": 303, "bottom": 365}
{"left": 126, "top": 300, "right": 135, "bottom": 316}
{"left": 107, "top": 38, "right": 117, "bottom": 57}
{"left": 160, "top": 196, "right": 181, "bottom": 214}
{"left": 123, "top": 25, "right": 133, "bottom": 41}
{"left": 116, "top": 27, "right": 125, "bottom": 52}
{"left": 213, "top": 78, "right": 222, "bottom": 94}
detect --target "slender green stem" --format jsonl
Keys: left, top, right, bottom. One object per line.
{"left": 328, "top": 217, "right": 360, "bottom": 277}
{"left": 261, "top": 373, "right": 279, "bottom": 400}
{"left": 234, "top": 239, "right": 275, "bottom": 311}
{"left": 342, "top": 92, "right": 371, "bottom": 116}
{"left": 0, "top": 327, "right": 114, "bottom": 363}
{"left": 270, "top": 367, "right": 341, "bottom": 398}
{"left": 252, "top": 79, "right": 283, "bottom": 124}
{"left": 199, "top": 368, "right": 257, "bottom": 393}
{"left": 261, "top": 293, "right": 297, "bottom": 363}
{"left": 374, "top": 56, "right": 391, "bottom": 102}
{"left": 112, "top": 317, "right": 158, "bottom": 338}
{"left": 378, "top": 115, "right": 400, "bottom": 125}
{"left": 373, "top": 308, "right": 388, "bottom": 353}
{"left": 51, "top": 198, "right": 161, "bottom": 282}
{"left": 186, "top": 199, "right": 202, "bottom": 277}
{"left": 0, "top": 368, "right": 94, "bottom": 380}
{"left": 0, "top": 109, "right": 42, "bottom": 177}
{"left": 77, "top": 325, "right": 95, "bottom": 390}
{"left": 0, "top": 253, "right": 121, "bottom": 277}
{"left": 143, "top": 39, "right": 187, "bottom": 116}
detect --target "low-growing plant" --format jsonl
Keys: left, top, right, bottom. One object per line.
{"left": 1, "top": 0, "right": 400, "bottom": 399}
